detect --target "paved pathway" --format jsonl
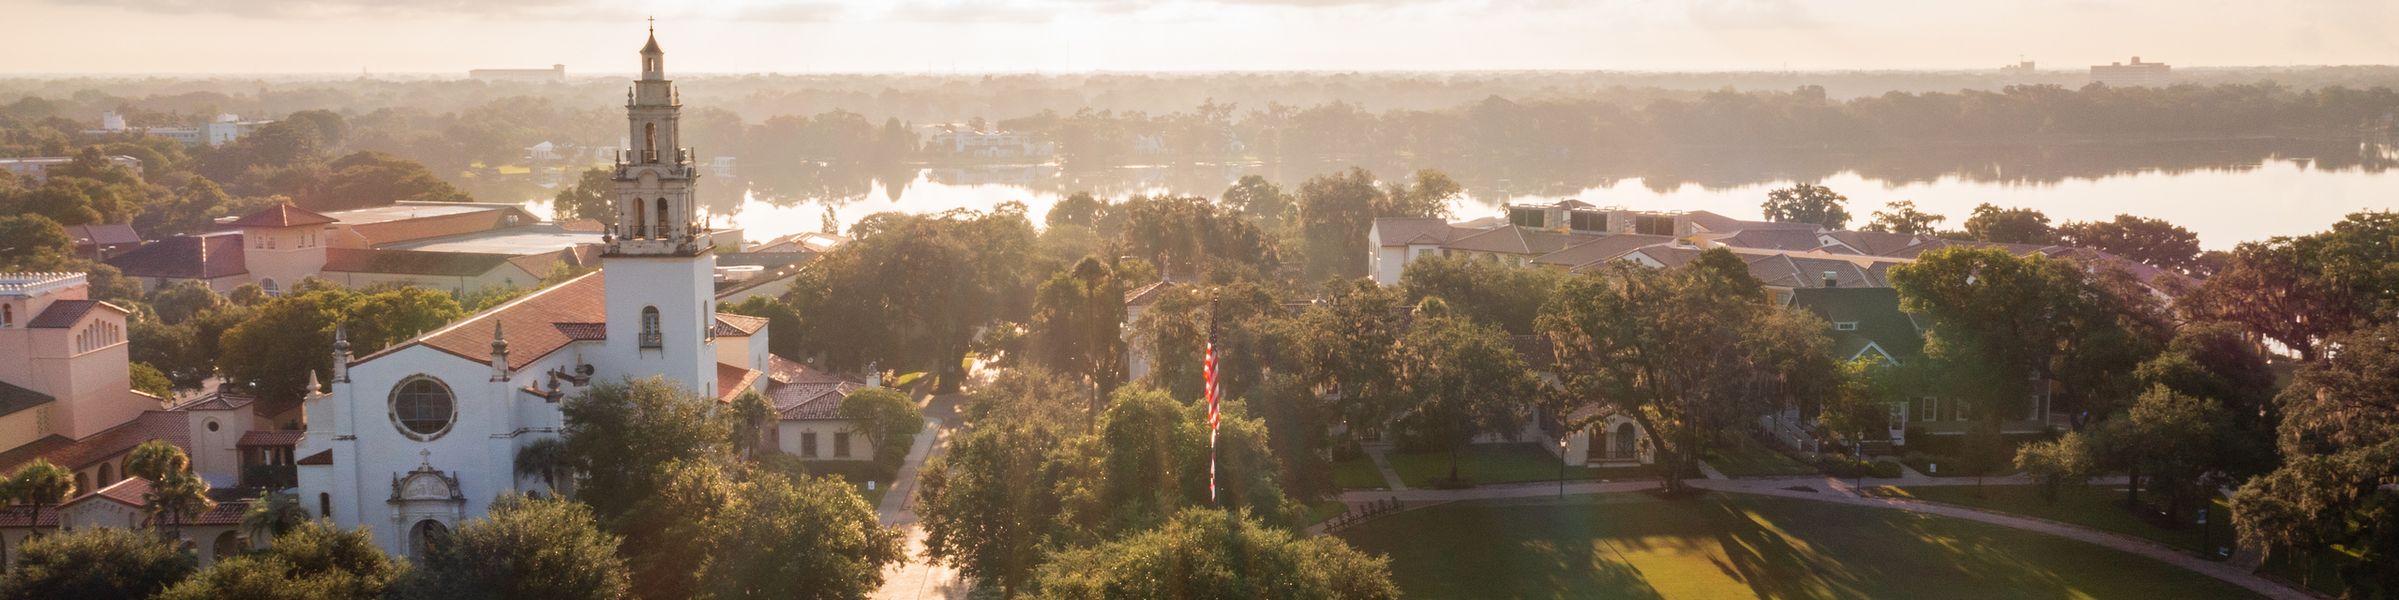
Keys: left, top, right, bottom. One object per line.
{"left": 873, "top": 397, "right": 972, "bottom": 600}
{"left": 1361, "top": 443, "right": 1408, "bottom": 491}
{"left": 1328, "top": 473, "right": 2310, "bottom": 600}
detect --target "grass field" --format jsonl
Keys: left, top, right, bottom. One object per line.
{"left": 1702, "top": 436, "right": 1820, "bottom": 477}
{"left": 1337, "top": 492, "right": 2264, "bottom": 599}
{"left": 1886, "top": 484, "right": 2358, "bottom": 596}
{"left": 1334, "top": 457, "right": 1391, "bottom": 490}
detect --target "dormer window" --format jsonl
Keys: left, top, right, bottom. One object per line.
{"left": 640, "top": 306, "right": 662, "bottom": 348}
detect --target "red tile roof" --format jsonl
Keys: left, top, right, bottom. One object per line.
{"left": 61, "top": 476, "right": 150, "bottom": 509}
{"left": 322, "top": 248, "right": 519, "bottom": 277}
{"left": 552, "top": 322, "right": 607, "bottom": 340}
{"left": 363, "top": 271, "right": 609, "bottom": 371}
{"left": 0, "top": 411, "right": 189, "bottom": 474}
{"left": 0, "top": 506, "right": 61, "bottom": 528}
{"left": 63, "top": 223, "right": 144, "bottom": 248}
{"left": 714, "top": 314, "right": 768, "bottom": 337}
{"left": 297, "top": 449, "right": 333, "bottom": 466}
{"left": 766, "top": 356, "right": 863, "bottom": 420}
{"left": 227, "top": 203, "right": 338, "bottom": 228}
{"left": 718, "top": 362, "right": 760, "bottom": 401}
{"left": 26, "top": 299, "right": 115, "bottom": 328}
{"left": 105, "top": 234, "right": 247, "bottom": 279}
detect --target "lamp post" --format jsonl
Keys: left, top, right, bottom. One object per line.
{"left": 2197, "top": 506, "right": 2209, "bottom": 555}
{"left": 1558, "top": 434, "right": 1569, "bottom": 499}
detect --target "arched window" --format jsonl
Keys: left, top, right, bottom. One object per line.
{"left": 97, "top": 463, "right": 112, "bottom": 486}
{"left": 3, "top": 304, "right": 12, "bottom": 326}
{"left": 409, "top": 519, "right": 450, "bottom": 561}
{"left": 639, "top": 306, "right": 662, "bottom": 348}
{"left": 631, "top": 198, "right": 647, "bottom": 238}
{"left": 655, "top": 199, "right": 670, "bottom": 240}
{"left": 259, "top": 278, "right": 279, "bottom": 297}
{"left": 644, "top": 123, "right": 658, "bottom": 163}
{"left": 213, "top": 531, "right": 242, "bottom": 560}
{"left": 389, "top": 376, "right": 457, "bottom": 441}
{"left": 1614, "top": 422, "right": 1637, "bottom": 460}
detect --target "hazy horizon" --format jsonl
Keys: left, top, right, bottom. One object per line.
{"left": 8, "top": 0, "right": 2394, "bottom": 75}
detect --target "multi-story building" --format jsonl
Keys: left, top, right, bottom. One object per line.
{"left": 86, "top": 112, "right": 273, "bottom": 147}
{"left": 0, "top": 155, "right": 142, "bottom": 184}
{"left": 2091, "top": 56, "right": 2171, "bottom": 87}
{"left": 469, "top": 64, "right": 567, "bottom": 82}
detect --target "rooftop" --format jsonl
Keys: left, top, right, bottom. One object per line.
{"left": 104, "top": 234, "right": 247, "bottom": 280}
{"left": 0, "top": 272, "right": 85, "bottom": 296}
{"left": 383, "top": 224, "right": 601, "bottom": 256}
{"left": 226, "top": 203, "right": 338, "bottom": 229}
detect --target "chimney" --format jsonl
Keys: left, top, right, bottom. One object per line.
{"left": 490, "top": 321, "right": 511, "bottom": 382}
{"left": 1822, "top": 271, "right": 1840, "bottom": 288}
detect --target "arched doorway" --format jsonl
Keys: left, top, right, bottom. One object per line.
{"left": 1613, "top": 422, "right": 1637, "bottom": 460}
{"left": 409, "top": 519, "right": 450, "bottom": 560}
{"left": 213, "top": 531, "right": 242, "bottom": 560}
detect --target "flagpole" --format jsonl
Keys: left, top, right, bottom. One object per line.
{"left": 1205, "top": 290, "right": 1220, "bottom": 506}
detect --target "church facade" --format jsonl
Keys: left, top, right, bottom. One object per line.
{"left": 293, "top": 29, "right": 780, "bottom": 559}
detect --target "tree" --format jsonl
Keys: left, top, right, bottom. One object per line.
{"left": 299, "top": 152, "right": 471, "bottom": 211}
{"left": 340, "top": 286, "right": 466, "bottom": 354}
{"left": 915, "top": 370, "right": 1085, "bottom": 598}
{"left": 1888, "top": 247, "right": 2100, "bottom": 428}
{"left": 218, "top": 290, "right": 343, "bottom": 405}
{"left": 161, "top": 520, "right": 401, "bottom": 600}
{"left": 837, "top": 387, "right": 923, "bottom": 463}
{"left": 397, "top": 495, "right": 630, "bottom": 600}
{"left": 2123, "top": 386, "right": 2230, "bottom": 521}
{"left": 1052, "top": 387, "right": 1290, "bottom": 540}
{"left": 1287, "top": 278, "right": 1408, "bottom": 438}
{"left": 1380, "top": 169, "right": 1461, "bottom": 221}
{"left": 0, "top": 527, "right": 196, "bottom": 600}
{"left": 1538, "top": 249, "right": 1812, "bottom": 494}
{"left": 0, "top": 214, "right": 74, "bottom": 271}
{"left": 1759, "top": 183, "right": 1851, "bottom": 229}
{"left": 550, "top": 167, "right": 614, "bottom": 222}
{"left": 2057, "top": 215, "right": 2205, "bottom": 276}
{"left": 7, "top": 459, "right": 76, "bottom": 515}
{"left": 2180, "top": 238, "right": 2353, "bottom": 361}
{"left": 1046, "top": 191, "right": 1106, "bottom": 229}
{"left": 2015, "top": 431, "right": 2097, "bottom": 503}
{"left": 1961, "top": 203, "right": 2054, "bottom": 244}
{"left": 790, "top": 207, "right": 1035, "bottom": 391}
{"left": 243, "top": 491, "right": 312, "bottom": 540}
{"left": 2136, "top": 321, "right": 2278, "bottom": 476}
{"left": 125, "top": 440, "right": 190, "bottom": 482}
{"left": 146, "top": 280, "right": 225, "bottom": 325}
{"left": 1397, "top": 253, "right": 1560, "bottom": 334}
{"left": 129, "top": 362, "right": 172, "bottom": 398}
{"left": 559, "top": 377, "right": 733, "bottom": 528}
{"left": 1030, "top": 257, "right": 1128, "bottom": 399}
{"left": 144, "top": 471, "right": 217, "bottom": 539}
{"left": 719, "top": 296, "right": 803, "bottom": 360}
{"left": 1393, "top": 303, "right": 1538, "bottom": 484}
{"left": 1110, "top": 195, "right": 1275, "bottom": 280}
{"left": 2234, "top": 321, "right": 2399, "bottom": 594}
{"left": 693, "top": 472, "right": 904, "bottom": 600}
{"left": 1865, "top": 200, "right": 1945, "bottom": 235}
{"left": 1294, "top": 167, "right": 1388, "bottom": 281}
{"left": 1030, "top": 507, "right": 1399, "bottom": 600}
{"left": 511, "top": 437, "right": 572, "bottom": 496}
{"left": 1219, "top": 174, "right": 1292, "bottom": 231}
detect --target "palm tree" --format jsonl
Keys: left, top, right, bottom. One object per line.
{"left": 143, "top": 471, "right": 216, "bottom": 541}
{"left": 513, "top": 438, "right": 574, "bottom": 497}
{"left": 8, "top": 459, "right": 76, "bottom": 531}
{"left": 124, "top": 440, "right": 188, "bottom": 482}
{"left": 242, "top": 490, "right": 309, "bottom": 541}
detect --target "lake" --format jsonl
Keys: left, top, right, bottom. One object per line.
{"left": 516, "top": 138, "right": 2399, "bottom": 250}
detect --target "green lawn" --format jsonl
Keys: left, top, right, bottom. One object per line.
{"left": 1385, "top": 443, "right": 1658, "bottom": 487}
{"left": 1702, "top": 436, "right": 1820, "bottom": 477}
{"left": 1337, "top": 492, "right": 2265, "bottom": 599}
{"left": 1885, "top": 484, "right": 2358, "bottom": 596}
{"left": 1878, "top": 484, "right": 2234, "bottom": 556}
{"left": 1334, "top": 457, "right": 1391, "bottom": 490}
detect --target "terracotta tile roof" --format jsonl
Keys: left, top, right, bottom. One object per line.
{"left": 1532, "top": 234, "right": 1673, "bottom": 268}
{"left": 1704, "top": 229, "right": 1829, "bottom": 252}
{"left": 322, "top": 248, "right": 518, "bottom": 277}
{"left": 558, "top": 219, "right": 606, "bottom": 232}
{"left": 718, "top": 362, "right": 761, "bottom": 401}
{"left": 63, "top": 223, "right": 143, "bottom": 248}
{"left": 362, "top": 271, "right": 607, "bottom": 371}
{"left": 1683, "top": 210, "right": 1815, "bottom": 234}
{"left": 169, "top": 390, "right": 256, "bottom": 411}
{"left": 63, "top": 476, "right": 150, "bottom": 509}
{"left": 714, "top": 314, "right": 768, "bottom": 337}
{"left": 0, "top": 411, "right": 191, "bottom": 474}
{"left": 765, "top": 356, "right": 863, "bottom": 420}
{"left": 1372, "top": 218, "right": 1458, "bottom": 247}
{"left": 27, "top": 299, "right": 120, "bottom": 328}
{"left": 0, "top": 435, "right": 72, "bottom": 470}
{"left": 298, "top": 449, "right": 332, "bottom": 465}
{"left": 105, "top": 234, "right": 247, "bottom": 279}
{"left": 344, "top": 207, "right": 526, "bottom": 246}
{"left": 0, "top": 382, "right": 56, "bottom": 417}
{"left": 552, "top": 322, "right": 607, "bottom": 340}
{"left": 191, "top": 498, "right": 252, "bottom": 526}
{"left": 1820, "top": 230, "right": 1931, "bottom": 257}
{"left": 237, "top": 430, "right": 304, "bottom": 448}
{"left": 0, "top": 506, "right": 61, "bottom": 528}
{"left": 227, "top": 203, "right": 338, "bottom": 228}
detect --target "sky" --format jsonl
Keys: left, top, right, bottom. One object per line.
{"left": 2, "top": 0, "right": 2394, "bottom": 74}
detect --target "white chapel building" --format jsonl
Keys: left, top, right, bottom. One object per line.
{"left": 294, "top": 29, "right": 793, "bottom": 559}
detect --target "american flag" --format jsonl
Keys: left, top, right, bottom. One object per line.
{"left": 1203, "top": 297, "right": 1220, "bottom": 504}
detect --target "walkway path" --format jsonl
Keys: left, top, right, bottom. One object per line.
{"left": 873, "top": 395, "right": 971, "bottom": 600}
{"left": 1330, "top": 473, "right": 2310, "bottom": 600}
{"left": 1360, "top": 443, "right": 1408, "bottom": 491}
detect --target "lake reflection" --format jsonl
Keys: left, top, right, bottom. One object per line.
{"left": 527, "top": 138, "right": 2399, "bottom": 250}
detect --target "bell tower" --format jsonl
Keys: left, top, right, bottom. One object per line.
{"left": 601, "top": 21, "right": 717, "bottom": 396}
